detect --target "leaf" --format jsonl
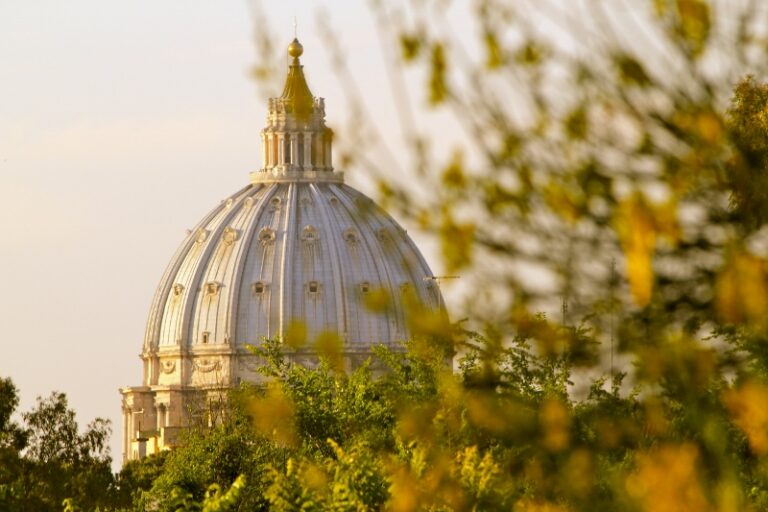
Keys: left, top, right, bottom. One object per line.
{"left": 516, "top": 42, "right": 542, "bottom": 65}
{"left": 715, "top": 249, "right": 768, "bottom": 328}
{"left": 540, "top": 398, "right": 570, "bottom": 452}
{"left": 429, "top": 43, "right": 448, "bottom": 105}
{"left": 616, "top": 55, "right": 651, "bottom": 86}
{"left": 400, "top": 34, "right": 421, "bottom": 62}
{"left": 284, "top": 321, "right": 307, "bottom": 349}
{"left": 615, "top": 196, "right": 657, "bottom": 307}
{"left": 363, "top": 286, "right": 391, "bottom": 313}
{"left": 676, "top": 0, "right": 711, "bottom": 57}
{"left": 625, "top": 444, "right": 711, "bottom": 512}
{"left": 484, "top": 30, "right": 503, "bottom": 69}
{"left": 565, "top": 106, "right": 588, "bottom": 140}
{"left": 441, "top": 151, "right": 465, "bottom": 189}
{"left": 439, "top": 213, "right": 475, "bottom": 272}
{"left": 248, "top": 386, "right": 296, "bottom": 447}
{"left": 722, "top": 380, "right": 768, "bottom": 455}
{"left": 315, "top": 331, "right": 344, "bottom": 372}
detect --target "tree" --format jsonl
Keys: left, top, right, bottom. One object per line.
{"left": 0, "top": 382, "right": 120, "bottom": 512}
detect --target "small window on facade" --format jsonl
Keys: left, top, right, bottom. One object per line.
{"left": 205, "top": 282, "right": 220, "bottom": 295}
{"left": 252, "top": 281, "right": 265, "bottom": 295}
{"left": 202, "top": 331, "right": 210, "bottom": 344}
{"left": 308, "top": 281, "right": 319, "bottom": 294}
{"left": 360, "top": 281, "right": 370, "bottom": 293}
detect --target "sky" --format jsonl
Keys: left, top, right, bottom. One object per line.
{"left": 0, "top": 0, "right": 469, "bottom": 470}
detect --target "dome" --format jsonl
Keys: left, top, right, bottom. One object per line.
{"left": 120, "top": 39, "right": 442, "bottom": 462}
{"left": 143, "top": 179, "right": 440, "bottom": 353}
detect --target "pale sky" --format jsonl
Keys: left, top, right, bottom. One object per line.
{"left": 0, "top": 0, "right": 470, "bottom": 469}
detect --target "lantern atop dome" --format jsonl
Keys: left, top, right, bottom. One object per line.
{"left": 254, "top": 39, "right": 338, "bottom": 183}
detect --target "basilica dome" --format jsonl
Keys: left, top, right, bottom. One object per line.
{"left": 143, "top": 162, "right": 440, "bottom": 353}
{"left": 120, "top": 39, "right": 442, "bottom": 462}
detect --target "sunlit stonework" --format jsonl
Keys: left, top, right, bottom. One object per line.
{"left": 120, "top": 39, "right": 442, "bottom": 462}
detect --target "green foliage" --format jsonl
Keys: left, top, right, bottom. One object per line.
{"left": 0, "top": 385, "right": 118, "bottom": 512}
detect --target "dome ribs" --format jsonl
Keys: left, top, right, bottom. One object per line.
{"left": 277, "top": 182, "right": 296, "bottom": 342}
{"left": 309, "top": 183, "right": 348, "bottom": 344}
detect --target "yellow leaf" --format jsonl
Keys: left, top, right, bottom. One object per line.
{"left": 616, "top": 195, "right": 657, "bottom": 307}
{"left": 440, "top": 151, "right": 465, "bottom": 190}
{"left": 248, "top": 386, "right": 296, "bottom": 447}
{"left": 440, "top": 214, "right": 475, "bottom": 272}
{"left": 429, "top": 43, "right": 448, "bottom": 105}
{"left": 540, "top": 398, "right": 570, "bottom": 452}
{"left": 625, "top": 444, "right": 712, "bottom": 512}
{"left": 484, "top": 30, "right": 503, "bottom": 69}
{"left": 696, "top": 111, "right": 722, "bottom": 144}
{"left": 722, "top": 380, "right": 768, "bottom": 454}
{"left": 676, "top": 0, "right": 710, "bottom": 57}
{"left": 283, "top": 321, "right": 307, "bottom": 349}
{"left": 715, "top": 249, "right": 768, "bottom": 328}
{"left": 314, "top": 331, "right": 344, "bottom": 372}
{"left": 363, "top": 286, "right": 391, "bottom": 313}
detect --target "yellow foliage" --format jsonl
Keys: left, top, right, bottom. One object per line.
{"left": 300, "top": 462, "right": 328, "bottom": 494}
{"left": 543, "top": 182, "right": 581, "bottom": 223}
{"left": 283, "top": 321, "right": 307, "bottom": 349}
{"left": 615, "top": 195, "right": 658, "bottom": 307}
{"left": 439, "top": 213, "right": 475, "bottom": 272}
{"left": 466, "top": 392, "right": 509, "bottom": 434}
{"left": 676, "top": 0, "right": 710, "bottom": 56}
{"left": 314, "top": 331, "right": 344, "bottom": 372}
{"left": 441, "top": 151, "right": 465, "bottom": 190}
{"left": 514, "top": 499, "right": 571, "bottom": 512}
{"left": 625, "top": 444, "right": 712, "bottom": 512}
{"left": 248, "top": 386, "right": 296, "bottom": 447}
{"left": 722, "top": 380, "right": 768, "bottom": 455}
{"left": 540, "top": 398, "right": 570, "bottom": 452}
{"left": 563, "top": 449, "right": 593, "bottom": 498}
{"left": 363, "top": 286, "right": 391, "bottom": 313}
{"left": 696, "top": 111, "right": 722, "bottom": 144}
{"left": 456, "top": 446, "right": 501, "bottom": 497}
{"left": 715, "top": 249, "right": 768, "bottom": 329}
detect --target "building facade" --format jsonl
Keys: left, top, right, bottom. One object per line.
{"left": 120, "top": 39, "right": 442, "bottom": 462}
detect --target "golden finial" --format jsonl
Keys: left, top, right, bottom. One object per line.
{"left": 288, "top": 38, "right": 303, "bottom": 60}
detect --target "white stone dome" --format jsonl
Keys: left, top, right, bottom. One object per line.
{"left": 143, "top": 179, "right": 441, "bottom": 353}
